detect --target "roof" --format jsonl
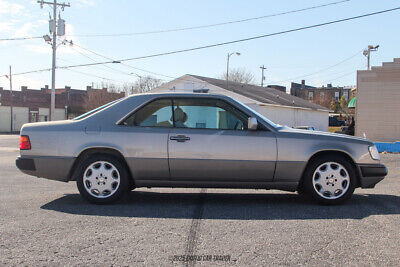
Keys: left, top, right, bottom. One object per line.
{"left": 189, "top": 75, "right": 329, "bottom": 111}
{"left": 348, "top": 97, "right": 356, "bottom": 108}
{"left": 291, "top": 82, "right": 316, "bottom": 90}
{"left": 128, "top": 92, "right": 225, "bottom": 98}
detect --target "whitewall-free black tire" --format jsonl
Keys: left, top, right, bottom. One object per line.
{"left": 76, "top": 154, "right": 129, "bottom": 204}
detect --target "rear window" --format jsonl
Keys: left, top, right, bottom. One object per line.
{"left": 72, "top": 98, "right": 123, "bottom": 120}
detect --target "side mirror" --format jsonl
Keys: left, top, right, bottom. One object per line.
{"left": 248, "top": 117, "right": 258, "bottom": 130}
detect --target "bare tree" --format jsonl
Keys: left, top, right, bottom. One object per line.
{"left": 219, "top": 67, "right": 255, "bottom": 84}
{"left": 94, "top": 75, "right": 163, "bottom": 96}
{"left": 84, "top": 88, "right": 124, "bottom": 111}
{"left": 95, "top": 81, "right": 120, "bottom": 93}
{"left": 129, "top": 75, "right": 163, "bottom": 94}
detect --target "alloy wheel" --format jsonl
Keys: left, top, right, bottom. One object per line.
{"left": 83, "top": 161, "right": 121, "bottom": 199}
{"left": 312, "top": 161, "right": 350, "bottom": 200}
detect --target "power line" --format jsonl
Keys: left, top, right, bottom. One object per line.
{"left": 0, "top": 0, "right": 349, "bottom": 42}
{"left": 64, "top": 68, "right": 120, "bottom": 82}
{"left": 0, "top": 68, "right": 52, "bottom": 77}
{"left": 0, "top": 36, "right": 42, "bottom": 41}
{"left": 57, "top": 57, "right": 127, "bottom": 82}
{"left": 57, "top": 6, "right": 400, "bottom": 69}
{"left": 70, "top": 43, "right": 217, "bottom": 86}
{"left": 68, "top": 0, "right": 350, "bottom": 38}
{"left": 272, "top": 49, "right": 363, "bottom": 84}
{"left": 2, "top": 7, "right": 399, "bottom": 79}
{"left": 67, "top": 44, "right": 135, "bottom": 76}
{"left": 69, "top": 43, "right": 142, "bottom": 77}
{"left": 71, "top": 42, "right": 181, "bottom": 80}
{"left": 319, "top": 68, "right": 361, "bottom": 85}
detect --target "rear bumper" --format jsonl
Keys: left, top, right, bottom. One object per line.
{"left": 15, "top": 156, "right": 75, "bottom": 182}
{"left": 16, "top": 157, "right": 36, "bottom": 171}
{"left": 358, "top": 163, "right": 388, "bottom": 188}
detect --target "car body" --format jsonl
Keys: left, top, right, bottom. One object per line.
{"left": 16, "top": 93, "right": 387, "bottom": 204}
{"left": 293, "top": 126, "right": 316, "bottom": 131}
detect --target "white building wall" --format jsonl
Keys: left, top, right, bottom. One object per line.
{"left": 38, "top": 108, "right": 65, "bottom": 121}
{"left": 152, "top": 75, "right": 329, "bottom": 131}
{"left": 1, "top": 107, "right": 30, "bottom": 132}
{"left": 13, "top": 107, "right": 29, "bottom": 132}
{"left": 248, "top": 104, "right": 328, "bottom": 131}
{"left": 54, "top": 108, "right": 66, "bottom": 121}
{"left": 38, "top": 108, "right": 49, "bottom": 122}
{"left": 0, "top": 107, "right": 66, "bottom": 132}
{"left": 0, "top": 106, "right": 11, "bottom": 132}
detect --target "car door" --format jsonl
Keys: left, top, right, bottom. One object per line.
{"left": 120, "top": 98, "right": 173, "bottom": 180}
{"left": 168, "top": 97, "right": 277, "bottom": 182}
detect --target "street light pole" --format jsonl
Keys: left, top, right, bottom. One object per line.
{"left": 226, "top": 53, "right": 230, "bottom": 82}
{"left": 363, "top": 45, "right": 379, "bottom": 70}
{"left": 9, "top": 66, "right": 13, "bottom": 133}
{"left": 226, "top": 52, "right": 240, "bottom": 88}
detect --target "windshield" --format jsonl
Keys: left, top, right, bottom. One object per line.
{"left": 72, "top": 98, "right": 123, "bottom": 120}
{"left": 231, "top": 98, "right": 278, "bottom": 128}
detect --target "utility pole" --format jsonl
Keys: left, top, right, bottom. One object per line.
{"left": 5, "top": 66, "right": 13, "bottom": 132}
{"left": 363, "top": 45, "right": 379, "bottom": 70}
{"left": 9, "top": 66, "right": 13, "bottom": 132}
{"left": 260, "top": 65, "right": 266, "bottom": 87}
{"left": 37, "top": 0, "right": 70, "bottom": 121}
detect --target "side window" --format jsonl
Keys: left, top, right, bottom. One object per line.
{"left": 172, "top": 98, "right": 248, "bottom": 130}
{"left": 123, "top": 99, "right": 173, "bottom": 127}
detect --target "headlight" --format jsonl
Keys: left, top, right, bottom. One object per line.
{"left": 369, "top": 145, "right": 380, "bottom": 160}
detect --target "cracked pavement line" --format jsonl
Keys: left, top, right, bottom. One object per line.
{"left": 184, "top": 188, "right": 207, "bottom": 267}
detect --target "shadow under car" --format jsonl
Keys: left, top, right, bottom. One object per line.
{"left": 40, "top": 191, "right": 400, "bottom": 220}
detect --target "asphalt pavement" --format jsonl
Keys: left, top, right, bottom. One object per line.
{"left": 1, "top": 134, "right": 400, "bottom": 266}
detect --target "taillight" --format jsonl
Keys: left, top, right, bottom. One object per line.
{"left": 19, "top": 135, "right": 31, "bottom": 150}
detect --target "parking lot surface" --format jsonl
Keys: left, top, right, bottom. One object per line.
{"left": 1, "top": 134, "right": 400, "bottom": 266}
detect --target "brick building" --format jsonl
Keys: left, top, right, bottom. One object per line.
{"left": 290, "top": 80, "right": 352, "bottom": 109}
{"left": 0, "top": 85, "right": 124, "bottom": 132}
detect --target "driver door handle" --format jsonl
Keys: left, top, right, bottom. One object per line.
{"left": 170, "top": 135, "right": 190, "bottom": 142}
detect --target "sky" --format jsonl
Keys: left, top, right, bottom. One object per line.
{"left": 0, "top": 0, "right": 399, "bottom": 91}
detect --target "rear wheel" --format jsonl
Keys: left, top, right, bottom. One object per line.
{"left": 76, "top": 154, "right": 129, "bottom": 204}
{"left": 303, "top": 155, "right": 356, "bottom": 205}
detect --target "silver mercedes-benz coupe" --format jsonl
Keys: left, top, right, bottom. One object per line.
{"left": 16, "top": 93, "right": 387, "bottom": 204}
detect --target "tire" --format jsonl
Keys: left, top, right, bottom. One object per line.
{"left": 128, "top": 181, "right": 136, "bottom": 191}
{"left": 76, "top": 154, "right": 129, "bottom": 204}
{"left": 296, "top": 185, "right": 306, "bottom": 197}
{"left": 303, "top": 155, "right": 356, "bottom": 205}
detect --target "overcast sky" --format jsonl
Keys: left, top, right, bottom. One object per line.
{"left": 0, "top": 0, "right": 399, "bottom": 91}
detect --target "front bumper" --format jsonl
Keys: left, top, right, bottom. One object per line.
{"left": 358, "top": 163, "right": 388, "bottom": 188}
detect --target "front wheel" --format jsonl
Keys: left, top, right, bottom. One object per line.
{"left": 303, "top": 155, "right": 356, "bottom": 205}
{"left": 76, "top": 154, "right": 129, "bottom": 204}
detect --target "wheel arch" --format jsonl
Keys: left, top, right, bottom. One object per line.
{"left": 298, "top": 150, "right": 361, "bottom": 190}
{"left": 68, "top": 147, "right": 134, "bottom": 186}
